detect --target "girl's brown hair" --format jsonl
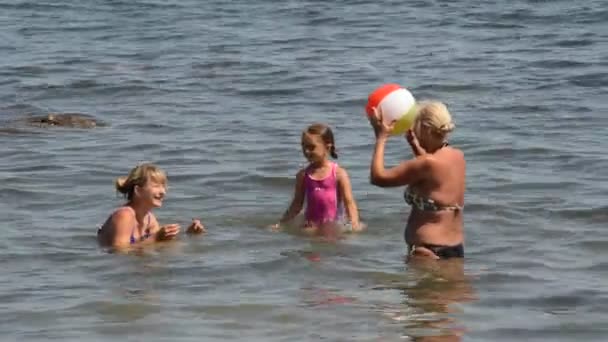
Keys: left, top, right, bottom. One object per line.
{"left": 303, "top": 123, "right": 338, "bottom": 159}
{"left": 115, "top": 163, "right": 167, "bottom": 200}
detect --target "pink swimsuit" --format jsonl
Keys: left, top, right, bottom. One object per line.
{"left": 304, "top": 162, "right": 342, "bottom": 225}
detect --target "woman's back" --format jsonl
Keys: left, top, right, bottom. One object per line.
{"left": 425, "top": 146, "right": 466, "bottom": 207}
{"left": 404, "top": 147, "right": 465, "bottom": 247}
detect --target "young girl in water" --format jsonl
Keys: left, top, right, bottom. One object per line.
{"left": 272, "top": 123, "right": 362, "bottom": 234}
{"left": 97, "top": 163, "right": 205, "bottom": 248}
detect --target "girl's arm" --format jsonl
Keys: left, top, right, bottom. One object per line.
{"left": 186, "top": 219, "right": 206, "bottom": 234}
{"left": 277, "top": 169, "right": 306, "bottom": 225}
{"left": 370, "top": 136, "right": 432, "bottom": 188}
{"left": 337, "top": 166, "right": 361, "bottom": 231}
{"left": 108, "top": 209, "right": 137, "bottom": 247}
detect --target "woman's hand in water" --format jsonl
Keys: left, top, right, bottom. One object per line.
{"left": 349, "top": 221, "right": 366, "bottom": 233}
{"left": 406, "top": 129, "right": 427, "bottom": 156}
{"left": 268, "top": 223, "right": 282, "bottom": 232}
{"left": 368, "top": 106, "right": 396, "bottom": 139}
{"left": 157, "top": 223, "right": 180, "bottom": 241}
{"left": 186, "top": 219, "right": 206, "bottom": 234}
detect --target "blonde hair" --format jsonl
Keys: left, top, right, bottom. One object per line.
{"left": 416, "top": 101, "right": 455, "bottom": 138}
{"left": 115, "top": 163, "right": 167, "bottom": 200}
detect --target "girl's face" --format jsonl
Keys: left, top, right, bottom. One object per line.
{"left": 134, "top": 179, "right": 167, "bottom": 208}
{"left": 301, "top": 133, "right": 329, "bottom": 165}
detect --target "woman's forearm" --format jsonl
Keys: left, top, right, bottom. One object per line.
{"left": 370, "top": 136, "right": 388, "bottom": 185}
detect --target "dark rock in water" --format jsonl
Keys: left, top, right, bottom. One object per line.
{"left": 0, "top": 105, "right": 108, "bottom": 133}
{"left": 23, "top": 113, "right": 107, "bottom": 129}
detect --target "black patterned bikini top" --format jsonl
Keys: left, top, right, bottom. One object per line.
{"left": 404, "top": 187, "right": 463, "bottom": 212}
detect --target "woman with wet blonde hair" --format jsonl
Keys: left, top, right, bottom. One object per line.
{"left": 97, "top": 163, "right": 205, "bottom": 247}
{"left": 368, "top": 101, "right": 466, "bottom": 260}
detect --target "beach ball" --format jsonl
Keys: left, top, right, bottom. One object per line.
{"left": 365, "top": 83, "right": 417, "bottom": 135}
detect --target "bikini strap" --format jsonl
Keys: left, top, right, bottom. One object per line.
{"left": 130, "top": 212, "right": 152, "bottom": 243}
{"left": 130, "top": 224, "right": 137, "bottom": 244}
{"left": 304, "top": 163, "right": 314, "bottom": 175}
{"left": 144, "top": 213, "right": 152, "bottom": 238}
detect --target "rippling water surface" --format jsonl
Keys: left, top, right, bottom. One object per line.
{"left": 1, "top": 0, "right": 607, "bottom": 341}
